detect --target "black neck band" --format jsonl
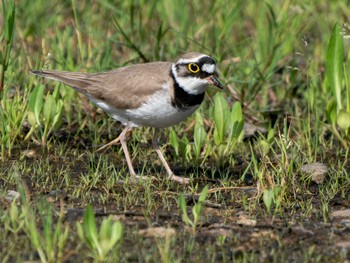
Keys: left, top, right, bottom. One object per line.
{"left": 170, "top": 69, "right": 205, "bottom": 111}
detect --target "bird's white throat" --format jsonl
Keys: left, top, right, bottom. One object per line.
{"left": 171, "top": 64, "right": 208, "bottom": 95}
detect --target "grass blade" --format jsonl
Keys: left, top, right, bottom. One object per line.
{"left": 326, "top": 23, "right": 344, "bottom": 110}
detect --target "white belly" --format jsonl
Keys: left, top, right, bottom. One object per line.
{"left": 88, "top": 89, "right": 200, "bottom": 128}
{"left": 125, "top": 90, "right": 199, "bottom": 128}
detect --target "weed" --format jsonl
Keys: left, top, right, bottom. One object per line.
{"left": 325, "top": 23, "right": 350, "bottom": 145}
{"left": 77, "top": 204, "right": 123, "bottom": 262}
{"left": 25, "top": 84, "right": 64, "bottom": 146}
{"left": 0, "top": 0, "right": 15, "bottom": 92}
{"left": 179, "top": 185, "right": 208, "bottom": 232}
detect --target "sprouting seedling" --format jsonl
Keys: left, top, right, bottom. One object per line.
{"left": 25, "top": 84, "right": 63, "bottom": 146}
{"left": 0, "top": 0, "right": 15, "bottom": 92}
{"left": 325, "top": 23, "right": 350, "bottom": 145}
{"left": 193, "top": 112, "right": 206, "bottom": 163}
{"left": 76, "top": 204, "right": 123, "bottom": 262}
{"left": 179, "top": 185, "right": 209, "bottom": 232}
{"left": 263, "top": 187, "right": 281, "bottom": 215}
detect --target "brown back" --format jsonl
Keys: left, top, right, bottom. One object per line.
{"left": 32, "top": 61, "right": 173, "bottom": 109}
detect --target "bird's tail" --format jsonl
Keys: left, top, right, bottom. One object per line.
{"left": 30, "top": 70, "right": 94, "bottom": 89}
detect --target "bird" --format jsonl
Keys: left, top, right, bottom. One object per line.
{"left": 30, "top": 52, "right": 224, "bottom": 184}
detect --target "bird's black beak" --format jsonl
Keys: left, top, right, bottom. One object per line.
{"left": 207, "top": 75, "right": 224, "bottom": 89}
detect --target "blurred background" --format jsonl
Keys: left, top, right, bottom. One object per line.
{"left": 1, "top": 1, "right": 350, "bottom": 262}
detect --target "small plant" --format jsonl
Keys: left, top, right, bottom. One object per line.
{"left": 325, "top": 23, "right": 350, "bottom": 145}
{"left": 212, "top": 92, "right": 244, "bottom": 165}
{"left": 3, "top": 201, "right": 25, "bottom": 235}
{"left": 1, "top": 87, "right": 28, "bottom": 159}
{"left": 0, "top": 0, "right": 15, "bottom": 92}
{"left": 22, "top": 199, "right": 69, "bottom": 263}
{"left": 263, "top": 187, "right": 281, "bottom": 215}
{"left": 213, "top": 92, "right": 230, "bottom": 146}
{"left": 193, "top": 112, "right": 206, "bottom": 162}
{"left": 169, "top": 129, "right": 192, "bottom": 164}
{"left": 25, "top": 84, "right": 64, "bottom": 146}
{"left": 169, "top": 128, "right": 179, "bottom": 156}
{"left": 179, "top": 185, "right": 208, "bottom": 232}
{"left": 6, "top": 166, "right": 69, "bottom": 263}
{"left": 77, "top": 204, "right": 123, "bottom": 262}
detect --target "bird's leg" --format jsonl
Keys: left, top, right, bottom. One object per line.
{"left": 118, "top": 124, "right": 137, "bottom": 177}
{"left": 152, "top": 128, "right": 190, "bottom": 184}
{"left": 96, "top": 134, "right": 122, "bottom": 152}
{"left": 96, "top": 124, "right": 150, "bottom": 181}
{"left": 118, "top": 124, "right": 151, "bottom": 181}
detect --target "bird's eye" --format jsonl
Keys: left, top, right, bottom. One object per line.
{"left": 188, "top": 63, "right": 200, "bottom": 73}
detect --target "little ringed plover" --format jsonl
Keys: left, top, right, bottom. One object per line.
{"left": 31, "top": 52, "right": 224, "bottom": 184}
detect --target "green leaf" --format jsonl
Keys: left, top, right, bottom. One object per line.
{"left": 337, "top": 110, "right": 350, "bottom": 131}
{"left": 267, "top": 128, "right": 275, "bottom": 144}
{"left": 179, "top": 137, "right": 191, "bottom": 162}
{"left": 193, "top": 113, "right": 206, "bottom": 161}
{"left": 229, "top": 102, "right": 244, "bottom": 141}
{"left": 52, "top": 100, "right": 64, "bottom": 130}
{"left": 52, "top": 85, "right": 60, "bottom": 100}
{"left": 326, "top": 100, "right": 337, "bottom": 127}
{"left": 213, "top": 93, "right": 229, "bottom": 145}
{"left": 178, "top": 193, "right": 191, "bottom": 226}
{"left": 192, "top": 185, "right": 208, "bottom": 222}
{"left": 76, "top": 223, "right": 85, "bottom": 241}
{"left": 34, "top": 85, "right": 45, "bottom": 125}
{"left": 347, "top": 47, "right": 350, "bottom": 111}
{"left": 28, "top": 85, "right": 40, "bottom": 112}
{"left": 169, "top": 129, "right": 179, "bottom": 156}
{"left": 109, "top": 221, "right": 123, "bottom": 246}
{"left": 263, "top": 189, "right": 274, "bottom": 214}
{"left": 3, "top": 0, "right": 15, "bottom": 42}
{"left": 9, "top": 202, "right": 19, "bottom": 222}
{"left": 43, "top": 94, "right": 56, "bottom": 124}
{"left": 326, "top": 23, "right": 344, "bottom": 110}
{"left": 2, "top": 0, "right": 15, "bottom": 69}
{"left": 28, "top": 85, "right": 45, "bottom": 126}
{"left": 99, "top": 218, "right": 111, "bottom": 242}
{"left": 83, "top": 204, "right": 99, "bottom": 250}
{"left": 27, "top": 112, "right": 37, "bottom": 127}
{"left": 198, "top": 185, "right": 208, "bottom": 203}
{"left": 230, "top": 101, "right": 243, "bottom": 124}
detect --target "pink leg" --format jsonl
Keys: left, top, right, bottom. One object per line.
{"left": 96, "top": 125, "right": 135, "bottom": 176}
{"left": 96, "top": 134, "right": 122, "bottom": 152}
{"left": 153, "top": 128, "right": 190, "bottom": 184}
{"left": 119, "top": 124, "right": 137, "bottom": 177}
{"left": 118, "top": 124, "right": 149, "bottom": 180}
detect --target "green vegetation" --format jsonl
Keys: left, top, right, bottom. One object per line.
{"left": 77, "top": 204, "right": 123, "bottom": 262}
{"left": 179, "top": 185, "right": 208, "bottom": 232}
{"left": 1, "top": 0, "right": 350, "bottom": 262}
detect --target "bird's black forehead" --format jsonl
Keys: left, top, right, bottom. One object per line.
{"left": 198, "top": 56, "right": 216, "bottom": 65}
{"left": 177, "top": 56, "right": 216, "bottom": 67}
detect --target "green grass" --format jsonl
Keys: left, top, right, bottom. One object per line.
{"left": 1, "top": 0, "right": 350, "bottom": 262}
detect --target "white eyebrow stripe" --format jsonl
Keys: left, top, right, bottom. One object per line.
{"left": 202, "top": 64, "right": 216, "bottom": 74}
{"left": 177, "top": 55, "right": 207, "bottom": 64}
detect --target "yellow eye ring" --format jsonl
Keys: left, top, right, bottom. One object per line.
{"left": 188, "top": 63, "right": 200, "bottom": 73}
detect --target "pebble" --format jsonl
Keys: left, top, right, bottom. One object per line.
{"left": 138, "top": 227, "right": 176, "bottom": 238}
{"left": 300, "top": 162, "right": 328, "bottom": 184}
{"left": 243, "top": 122, "right": 267, "bottom": 139}
{"left": 331, "top": 209, "right": 350, "bottom": 218}
{"left": 22, "top": 149, "right": 37, "bottom": 159}
{"left": 6, "top": 190, "right": 20, "bottom": 202}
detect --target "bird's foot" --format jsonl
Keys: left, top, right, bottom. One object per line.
{"left": 168, "top": 174, "right": 190, "bottom": 185}
{"left": 126, "top": 173, "right": 189, "bottom": 185}
{"left": 129, "top": 174, "right": 155, "bottom": 182}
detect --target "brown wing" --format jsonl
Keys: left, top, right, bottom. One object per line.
{"left": 30, "top": 61, "right": 173, "bottom": 109}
